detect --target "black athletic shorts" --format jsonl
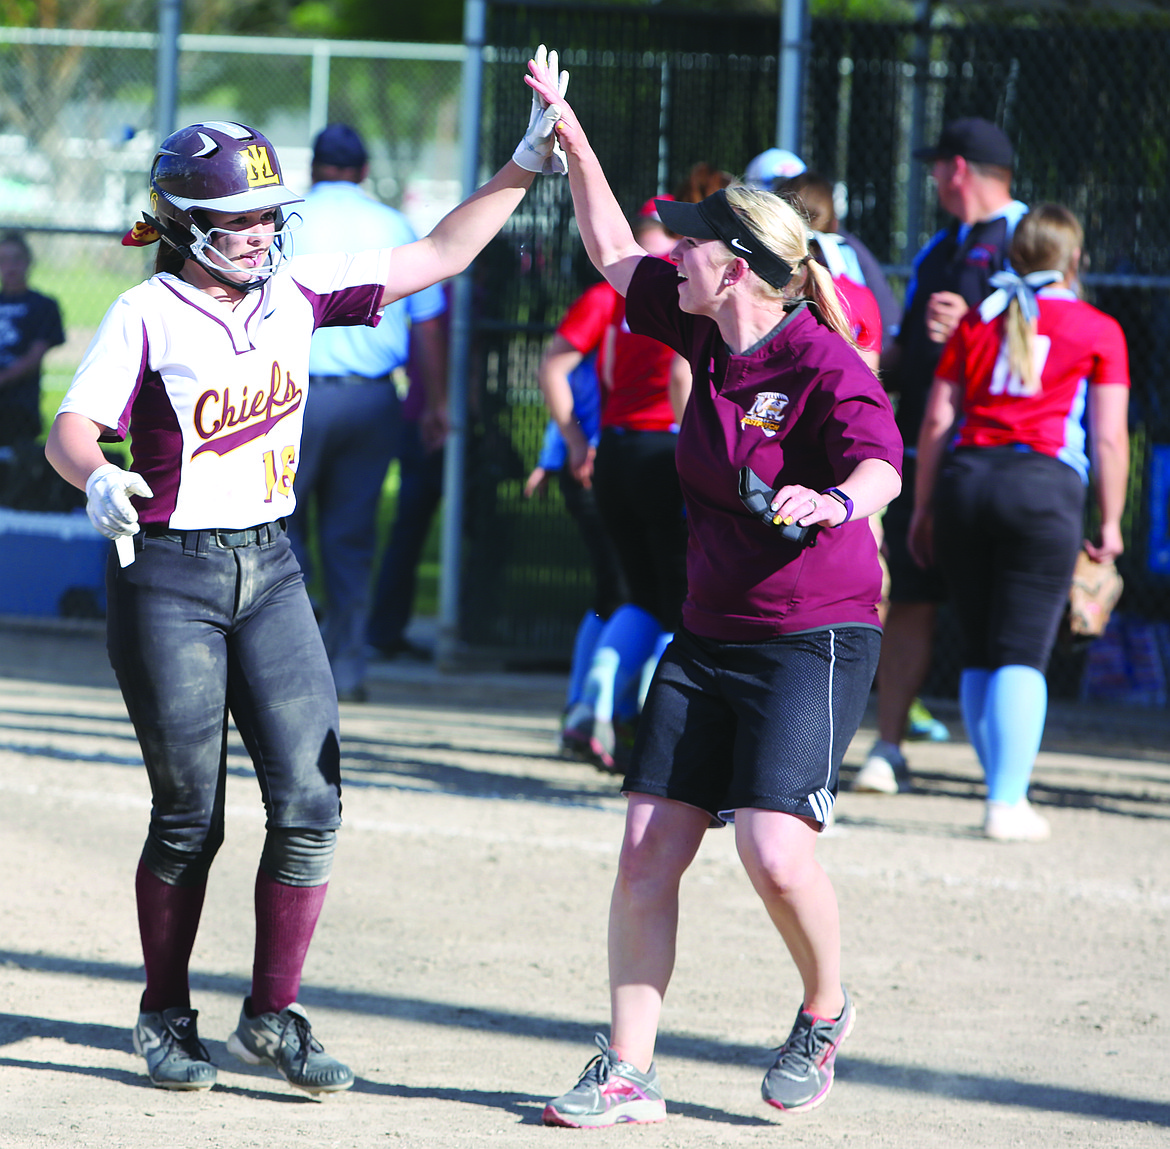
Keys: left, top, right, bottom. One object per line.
{"left": 624, "top": 625, "right": 881, "bottom": 827}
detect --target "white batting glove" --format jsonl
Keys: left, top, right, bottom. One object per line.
{"left": 85, "top": 462, "right": 154, "bottom": 539}
{"left": 512, "top": 44, "right": 569, "bottom": 174}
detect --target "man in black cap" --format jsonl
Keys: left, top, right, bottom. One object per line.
{"left": 853, "top": 116, "right": 1028, "bottom": 795}
{"left": 286, "top": 123, "right": 449, "bottom": 700}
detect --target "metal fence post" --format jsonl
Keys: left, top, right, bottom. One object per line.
{"left": 437, "top": 0, "right": 485, "bottom": 669}
{"left": 155, "top": 0, "right": 182, "bottom": 142}
{"left": 905, "top": 0, "right": 934, "bottom": 263}
{"left": 309, "top": 41, "right": 332, "bottom": 140}
{"left": 777, "top": 0, "right": 807, "bottom": 154}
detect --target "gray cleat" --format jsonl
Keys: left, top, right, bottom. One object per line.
{"left": 226, "top": 999, "right": 353, "bottom": 1095}
{"left": 132, "top": 1005, "right": 217, "bottom": 1090}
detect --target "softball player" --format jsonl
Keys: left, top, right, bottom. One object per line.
{"left": 909, "top": 203, "right": 1130, "bottom": 841}
{"left": 525, "top": 61, "right": 902, "bottom": 1126}
{"left": 545, "top": 202, "right": 691, "bottom": 773}
{"left": 44, "top": 52, "right": 567, "bottom": 1094}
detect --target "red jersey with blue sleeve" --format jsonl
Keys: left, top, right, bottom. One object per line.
{"left": 556, "top": 279, "right": 677, "bottom": 432}
{"left": 935, "top": 288, "right": 1129, "bottom": 482}
{"left": 624, "top": 256, "right": 902, "bottom": 641}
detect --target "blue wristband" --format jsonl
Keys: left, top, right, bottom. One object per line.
{"left": 822, "top": 487, "right": 853, "bottom": 526}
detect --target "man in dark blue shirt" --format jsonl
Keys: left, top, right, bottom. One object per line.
{"left": 854, "top": 117, "right": 1028, "bottom": 795}
{"left": 0, "top": 231, "right": 65, "bottom": 447}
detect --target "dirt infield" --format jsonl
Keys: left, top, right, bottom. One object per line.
{"left": 1, "top": 619, "right": 1168, "bottom": 1148}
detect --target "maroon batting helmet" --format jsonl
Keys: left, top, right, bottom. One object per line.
{"left": 145, "top": 120, "right": 302, "bottom": 289}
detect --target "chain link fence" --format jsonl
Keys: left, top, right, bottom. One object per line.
{"left": 1, "top": 28, "right": 464, "bottom": 416}
{"left": 474, "top": 2, "right": 1170, "bottom": 720}
{"left": 3, "top": 6, "right": 1170, "bottom": 721}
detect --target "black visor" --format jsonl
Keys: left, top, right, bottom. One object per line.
{"left": 654, "top": 189, "right": 794, "bottom": 289}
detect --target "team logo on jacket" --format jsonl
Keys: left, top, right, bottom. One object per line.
{"left": 967, "top": 244, "right": 996, "bottom": 268}
{"left": 742, "top": 392, "right": 790, "bottom": 438}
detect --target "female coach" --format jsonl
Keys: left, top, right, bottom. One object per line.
{"left": 909, "top": 203, "right": 1129, "bottom": 842}
{"left": 524, "top": 59, "right": 902, "bottom": 1126}
{"left": 43, "top": 51, "right": 568, "bottom": 1095}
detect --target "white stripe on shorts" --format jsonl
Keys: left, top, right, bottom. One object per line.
{"left": 808, "top": 786, "right": 835, "bottom": 824}
{"left": 806, "top": 629, "right": 837, "bottom": 823}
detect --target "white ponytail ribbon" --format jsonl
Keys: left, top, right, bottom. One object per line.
{"left": 978, "top": 269, "right": 1063, "bottom": 324}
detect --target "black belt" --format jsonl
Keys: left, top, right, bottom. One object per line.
{"left": 143, "top": 520, "right": 286, "bottom": 548}
{"left": 955, "top": 443, "right": 1034, "bottom": 455}
{"left": 308, "top": 372, "right": 394, "bottom": 386}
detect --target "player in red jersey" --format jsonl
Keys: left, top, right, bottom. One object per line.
{"left": 909, "top": 204, "right": 1130, "bottom": 840}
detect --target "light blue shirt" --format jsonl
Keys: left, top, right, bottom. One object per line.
{"left": 293, "top": 181, "right": 447, "bottom": 377}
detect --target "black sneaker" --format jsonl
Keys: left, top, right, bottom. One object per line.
{"left": 132, "top": 1005, "right": 217, "bottom": 1090}
{"left": 761, "top": 988, "right": 854, "bottom": 1112}
{"left": 226, "top": 999, "right": 354, "bottom": 1095}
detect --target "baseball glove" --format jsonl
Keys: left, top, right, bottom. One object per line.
{"left": 1067, "top": 550, "right": 1123, "bottom": 639}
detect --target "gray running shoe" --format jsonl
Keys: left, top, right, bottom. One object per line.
{"left": 132, "top": 1005, "right": 217, "bottom": 1090}
{"left": 543, "top": 1034, "right": 666, "bottom": 1128}
{"left": 226, "top": 1000, "right": 354, "bottom": 1095}
{"left": 762, "top": 989, "right": 854, "bottom": 1112}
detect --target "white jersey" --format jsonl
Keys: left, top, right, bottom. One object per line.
{"left": 59, "top": 248, "right": 393, "bottom": 529}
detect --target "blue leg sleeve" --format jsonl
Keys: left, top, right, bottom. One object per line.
{"left": 566, "top": 611, "right": 605, "bottom": 710}
{"left": 984, "top": 665, "right": 1048, "bottom": 805}
{"left": 959, "top": 668, "right": 992, "bottom": 775}
{"left": 637, "top": 631, "right": 674, "bottom": 713}
{"left": 584, "top": 604, "right": 662, "bottom": 722}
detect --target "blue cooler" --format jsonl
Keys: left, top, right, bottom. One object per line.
{"left": 0, "top": 508, "right": 110, "bottom": 617}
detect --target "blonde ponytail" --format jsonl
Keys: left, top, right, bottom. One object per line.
{"left": 722, "top": 186, "right": 871, "bottom": 370}
{"left": 1002, "top": 203, "right": 1084, "bottom": 397}
{"left": 1004, "top": 296, "right": 1041, "bottom": 396}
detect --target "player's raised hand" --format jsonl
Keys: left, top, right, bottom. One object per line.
{"left": 85, "top": 462, "right": 154, "bottom": 539}
{"left": 512, "top": 45, "right": 570, "bottom": 174}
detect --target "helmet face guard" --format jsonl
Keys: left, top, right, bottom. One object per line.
{"left": 146, "top": 120, "right": 302, "bottom": 291}
{"left": 146, "top": 202, "right": 293, "bottom": 292}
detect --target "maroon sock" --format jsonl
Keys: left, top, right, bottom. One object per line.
{"left": 135, "top": 860, "right": 207, "bottom": 1013}
{"left": 249, "top": 869, "right": 328, "bottom": 1017}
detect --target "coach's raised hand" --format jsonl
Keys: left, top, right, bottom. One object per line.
{"left": 525, "top": 49, "right": 586, "bottom": 159}
{"left": 85, "top": 462, "right": 153, "bottom": 539}
{"left": 512, "top": 44, "right": 569, "bottom": 174}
